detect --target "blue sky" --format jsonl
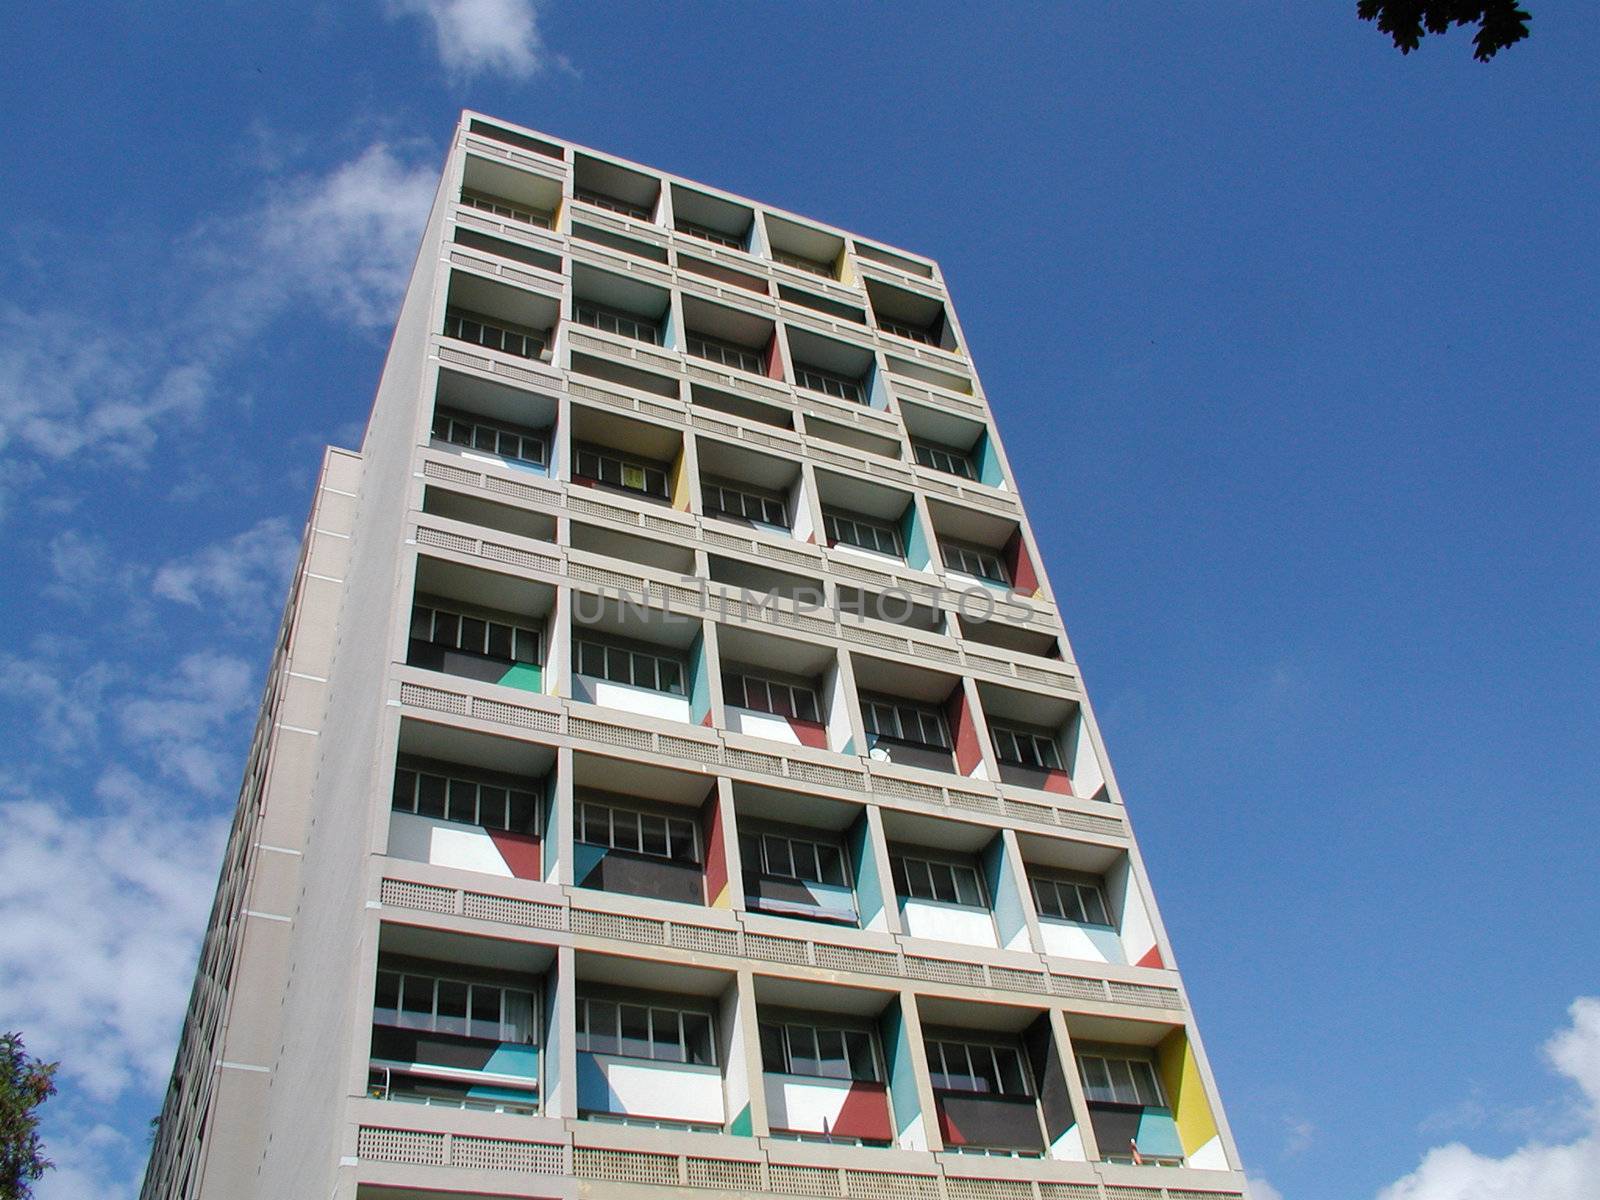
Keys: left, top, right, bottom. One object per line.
{"left": 1, "top": 3, "right": 1596, "bottom": 1198}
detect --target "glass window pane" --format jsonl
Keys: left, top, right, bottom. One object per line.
{"left": 398, "top": 976, "right": 433, "bottom": 1029}
{"left": 926, "top": 1041, "right": 951, "bottom": 1090}
{"left": 613, "top": 810, "right": 640, "bottom": 853}
{"left": 1080, "top": 1056, "right": 1112, "bottom": 1102}
{"left": 606, "top": 646, "right": 631, "bottom": 684}
{"left": 508, "top": 790, "right": 538, "bottom": 834}
{"left": 469, "top": 984, "right": 500, "bottom": 1039}
{"left": 585, "top": 1000, "right": 618, "bottom": 1054}
{"left": 997, "top": 1049, "right": 1027, "bottom": 1096}
{"left": 392, "top": 769, "right": 416, "bottom": 812}
{"left": 683, "top": 1013, "right": 714, "bottom": 1065}
{"left": 971, "top": 1047, "right": 1001, "bottom": 1094}
{"left": 669, "top": 819, "right": 698, "bottom": 863}
{"left": 431, "top": 611, "right": 459, "bottom": 648}
{"left": 580, "top": 803, "right": 609, "bottom": 845}
{"left": 1081, "top": 886, "right": 1109, "bottom": 926}
{"left": 486, "top": 622, "right": 513, "bottom": 660}
{"left": 435, "top": 980, "right": 469, "bottom": 1037}
{"left": 619, "top": 1005, "right": 651, "bottom": 1058}
{"left": 787, "top": 1025, "right": 818, "bottom": 1076}
{"left": 890, "top": 856, "right": 910, "bottom": 897}
{"left": 651, "top": 1009, "right": 682, "bottom": 1062}
{"left": 764, "top": 835, "right": 794, "bottom": 878}
{"left": 416, "top": 774, "right": 447, "bottom": 819}
{"left": 459, "top": 617, "right": 487, "bottom": 654}
{"left": 816, "top": 844, "right": 846, "bottom": 886}
{"left": 1033, "top": 880, "right": 1061, "bottom": 919}
{"left": 722, "top": 672, "right": 745, "bottom": 708}
{"left": 447, "top": 778, "right": 478, "bottom": 824}
{"left": 632, "top": 652, "right": 656, "bottom": 689}
{"left": 373, "top": 971, "right": 400, "bottom": 1026}
{"left": 410, "top": 606, "right": 432, "bottom": 640}
{"left": 1108, "top": 1058, "right": 1138, "bottom": 1105}
{"left": 659, "top": 660, "right": 683, "bottom": 695}
{"left": 844, "top": 1030, "right": 876, "bottom": 1081}
{"left": 759, "top": 1022, "right": 785, "bottom": 1072}
{"left": 478, "top": 786, "right": 508, "bottom": 829}
{"left": 954, "top": 867, "right": 983, "bottom": 908}
{"left": 769, "top": 685, "right": 794, "bottom": 718}
{"left": 930, "top": 862, "right": 958, "bottom": 903}
{"left": 640, "top": 814, "right": 669, "bottom": 858}
{"left": 816, "top": 1029, "right": 848, "bottom": 1079}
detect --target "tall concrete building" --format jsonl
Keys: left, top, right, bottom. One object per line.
{"left": 143, "top": 111, "right": 1247, "bottom": 1200}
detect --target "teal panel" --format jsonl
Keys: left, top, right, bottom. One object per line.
{"left": 879, "top": 1001, "right": 922, "bottom": 1141}
{"left": 846, "top": 812, "right": 884, "bottom": 930}
{"left": 574, "top": 843, "right": 608, "bottom": 884}
{"left": 484, "top": 1043, "right": 541, "bottom": 1079}
{"left": 1135, "top": 1109, "right": 1185, "bottom": 1159}
{"left": 496, "top": 662, "right": 543, "bottom": 691}
{"left": 729, "top": 1103, "right": 753, "bottom": 1137}
{"left": 975, "top": 432, "right": 1004, "bottom": 488}
{"left": 900, "top": 503, "right": 930, "bottom": 571}
{"left": 981, "top": 837, "right": 1026, "bottom": 949}
{"left": 542, "top": 771, "right": 560, "bottom": 879}
{"left": 689, "top": 630, "right": 711, "bottom": 725}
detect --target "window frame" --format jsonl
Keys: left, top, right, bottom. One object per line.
{"left": 431, "top": 407, "right": 548, "bottom": 467}
{"left": 443, "top": 307, "right": 546, "bottom": 361}
{"left": 878, "top": 317, "right": 937, "bottom": 346}
{"left": 759, "top": 1019, "right": 881, "bottom": 1082}
{"left": 573, "top": 188, "right": 653, "bottom": 222}
{"left": 459, "top": 187, "right": 553, "bottom": 230}
{"left": 575, "top": 795, "right": 701, "bottom": 864}
{"left": 575, "top": 995, "right": 717, "bottom": 1066}
{"left": 823, "top": 509, "right": 904, "bottom": 559}
{"left": 941, "top": 540, "right": 1010, "bottom": 585}
{"left": 1029, "top": 873, "right": 1112, "bottom": 927}
{"left": 676, "top": 219, "right": 745, "bottom": 251}
{"left": 912, "top": 440, "right": 977, "bottom": 480}
{"left": 573, "top": 635, "right": 687, "bottom": 696}
{"left": 722, "top": 669, "right": 819, "bottom": 722}
{"left": 391, "top": 762, "right": 541, "bottom": 835}
{"left": 740, "top": 828, "right": 850, "bottom": 889}
{"left": 686, "top": 331, "right": 765, "bottom": 375}
{"left": 410, "top": 602, "right": 543, "bottom": 665}
{"left": 923, "top": 1037, "right": 1033, "bottom": 1099}
{"left": 572, "top": 442, "right": 671, "bottom": 500}
{"left": 701, "top": 478, "right": 789, "bottom": 529}
{"left": 573, "top": 300, "right": 661, "bottom": 346}
{"left": 861, "top": 694, "right": 950, "bottom": 750}
{"left": 373, "top": 969, "right": 538, "bottom": 1045}
{"left": 890, "top": 852, "right": 987, "bottom": 909}
{"left": 1076, "top": 1051, "right": 1167, "bottom": 1108}
{"left": 989, "top": 723, "right": 1064, "bottom": 771}
{"left": 794, "top": 363, "right": 865, "bottom": 405}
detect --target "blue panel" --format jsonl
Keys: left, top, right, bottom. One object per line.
{"left": 484, "top": 1043, "right": 541, "bottom": 1079}
{"left": 577, "top": 1052, "right": 619, "bottom": 1114}
{"left": 975, "top": 432, "right": 1004, "bottom": 488}
{"left": 689, "top": 630, "right": 711, "bottom": 725}
{"left": 981, "top": 836, "right": 1026, "bottom": 948}
{"left": 542, "top": 772, "right": 560, "bottom": 878}
{"left": 574, "top": 843, "right": 609, "bottom": 884}
{"left": 900, "top": 503, "right": 930, "bottom": 571}
{"left": 846, "top": 812, "right": 884, "bottom": 929}
{"left": 1134, "top": 1108, "right": 1185, "bottom": 1159}
{"left": 879, "top": 1001, "right": 922, "bottom": 1140}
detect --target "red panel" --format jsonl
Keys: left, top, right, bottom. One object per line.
{"left": 1038, "top": 767, "right": 1073, "bottom": 796}
{"left": 1003, "top": 529, "right": 1040, "bottom": 595}
{"left": 944, "top": 687, "right": 984, "bottom": 776}
{"left": 486, "top": 828, "right": 542, "bottom": 881}
{"left": 1136, "top": 944, "right": 1165, "bottom": 969}
{"left": 786, "top": 716, "right": 829, "bottom": 750}
{"left": 701, "top": 787, "right": 729, "bottom": 905}
{"left": 832, "top": 1081, "right": 894, "bottom": 1142}
{"left": 936, "top": 1101, "right": 966, "bottom": 1146}
{"left": 765, "top": 331, "right": 786, "bottom": 381}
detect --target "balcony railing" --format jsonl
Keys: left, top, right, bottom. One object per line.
{"left": 460, "top": 187, "right": 552, "bottom": 229}
{"left": 443, "top": 308, "right": 547, "bottom": 361}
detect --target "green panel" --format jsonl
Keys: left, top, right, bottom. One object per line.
{"left": 497, "top": 662, "right": 543, "bottom": 691}
{"left": 728, "top": 1103, "right": 753, "bottom": 1137}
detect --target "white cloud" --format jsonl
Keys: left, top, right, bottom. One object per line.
{"left": 152, "top": 516, "right": 300, "bottom": 626}
{"left": 388, "top": 0, "right": 553, "bottom": 79}
{"left": 118, "top": 652, "right": 257, "bottom": 792}
{"left": 0, "top": 649, "right": 113, "bottom": 755}
{"left": 1378, "top": 997, "right": 1600, "bottom": 1200}
{"left": 1248, "top": 1176, "right": 1285, "bottom": 1200}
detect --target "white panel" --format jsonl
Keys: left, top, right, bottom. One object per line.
{"left": 727, "top": 708, "right": 802, "bottom": 745}
{"left": 764, "top": 1075, "right": 850, "bottom": 1132}
{"left": 1188, "top": 1134, "right": 1228, "bottom": 1170}
{"left": 573, "top": 675, "right": 692, "bottom": 723}
{"left": 899, "top": 900, "right": 997, "bottom": 948}
{"left": 387, "top": 811, "right": 511, "bottom": 876}
{"left": 1038, "top": 921, "right": 1124, "bottom": 965}
{"left": 1108, "top": 857, "right": 1157, "bottom": 965}
{"left": 594, "top": 1055, "right": 724, "bottom": 1124}
{"left": 825, "top": 665, "right": 854, "bottom": 753}
{"left": 1068, "top": 712, "right": 1105, "bottom": 798}
{"left": 1048, "top": 1123, "right": 1088, "bottom": 1162}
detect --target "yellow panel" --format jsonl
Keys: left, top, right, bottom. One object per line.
{"left": 1156, "top": 1028, "right": 1218, "bottom": 1156}
{"left": 670, "top": 450, "right": 690, "bottom": 512}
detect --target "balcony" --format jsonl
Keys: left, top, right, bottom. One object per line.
{"left": 684, "top": 294, "right": 779, "bottom": 380}
{"left": 570, "top": 405, "right": 684, "bottom": 509}
{"left": 816, "top": 469, "right": 926, "bottom": 572}
{"left": 718, "top": 624, "right": 844, "bottom": 753}
{"left": 442, "top": 273, "right": 558, "bottom": 366}
{"left": 573, "top": 152, "right": 661, "bottom": 223}
{"left": 734, "top": 782, "right": 872, "bottom": 929}
{"left": 923, "top": 1027, "right": 1045, "bottom": 1156}
{"left": 572, "top": 753, "right": 717, "bottom": 908}
{"left": 1076, "top": 1043, "right": 1185, "bottom": 1167}
{"left": 788, "top": 327, "right": 876, "bottom": 407}
{"left": 758, "top": 990, "right": 894, "bottom": 1146}
{"left": 407, "top": 559, "right": 554, "bottom": 694}
{"left": 765, "top": 213, "right": 844, "bottom": 281}
{"left": 979, "top": 683, "right": 1105, "bottom": 801}
{"left": 902, "top": 400, "right": 1004, "bottom": 491}
{"left": 927, "top": 499, "right": 1034, "bottom": 598}
{"left": 429, "top": 367, "right": 557, "bottom": 480}
{"left": 851, "top": 652, "right": 981, "bottom": 777}
{"left": 671, "top": 183, "right": 754, "bottom": 253}
{"left": 865, "top": 277, "right": 958, "bottom": 354}
{"left": 697, "top": 435, "right": 805, "bottom": 541}
{"left": 459, "top": 150, "right": 561, "bottom": 231}
{"left": 1018, "top": 834, "right": 1160, "bottom": 969}
{"left": 570, "top": 588, "right": 705, "bottom": 725}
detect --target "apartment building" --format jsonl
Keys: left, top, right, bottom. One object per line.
{"left": 141, "top": 111, "right": 1247, "bottom": 1200}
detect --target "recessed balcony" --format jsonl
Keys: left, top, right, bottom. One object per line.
{"left": 671, "top": 183, "right": 754, "bottom": 253}
{"left": 428, "top": 368, "right": 557, "bottom": 480}
{"left": 979, "top": 683, "right": 1105, "bottom": 801}
{"left": 573, "top": 152, "right": 661, "bottom": 223}
{"left": 571, "top": 754, "right": 717, "bottom": 909}
{"left": 764, "top": 213, "right": 845, "bottom": 281}
{"left": 756, "top": 980, "right": 897, "bottom": 1146}
{"left": 407, "top": 559, "right": 554, "bottom": 694}
{"left": 734, "top": 783, "right": 876, "bottom": 930}
{"left": 443, "top": 273, "right": 557, "bottom": 365}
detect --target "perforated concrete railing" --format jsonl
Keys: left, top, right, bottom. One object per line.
{"left": 355, "top": 1125, "right": 1244, "bottom": 1200}
{"left": 375, "top": 878, "right": 1183, "bottom": 1013}
{"left": 395, "top": 679, "right": 1122, "bottom": 840}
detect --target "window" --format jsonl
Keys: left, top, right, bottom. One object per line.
{"left": 891, "top": 854, "right": 985, "bottom": 907}
{"left": 576, "top": 997, "right": 714, "bottom": 1064}
{"left": 912, "top": 441, "right": 976, "bottom": 479}
{"left": 879, "top": 318, "right": 935, "bottom": 346}
{"left": 373, "top": 970, "right": 536, "bottom": 1043}
{"left": 687, "top": 333, "right": 764, "bottom": 375}
{"left": 990, "top": 724, "right": 1063, "bottom": 771}
{"left": 573, "top": 444, "right": 670, "bottom": 499}
{"left": 723, "top": 671, "right": 817, "bottom": 721}
{"left": 772, "top": 248, "right": 833, "bottom": 278}
{"left": 795, "top": 364, "right": 864, "bottom": 404}
{"left": 443, "top": 308, "right": 545, "bottom": 360}
{"left": 861, "top": 695, "right": 949, "bottom": 749}
{"left": 760, "top": 1021, "right": 878, "bottom": 1081}
{"left": 677, "top": 220, "right": 743, "bottom": 250}
{"left": 576, "top": 798, "right": 699, "bottom": 863}
{"left": 823, "top": 510, "right": 903, "bottom": 558}
{"left": 459, "top": 188, "right": 552, "bottom": 229}
{"left": 573, "top": 189, "right": 652, "bottom": 221}
{"left": 925, "top": 1039, "right": 1030, "bottom": 1097}
{"left": 741, "top": 830, "right": 848, "bottom": 887}
{"left": 431, "top": 408, "right": 547, "bottom": 467}
{"left": 942, "top": 541, "right": 1009, "bottom": 584}
{"left": 392, "top": 765, "right": 540, "bottom": 834}
{"left": 1078, "top": 1053, "right": 1165, "bottom": 1108}
{"left": 1030, "top": 875, "right": 1110, "bottom": 926}
{"left": 574, "top": 637, "right": 685, "bottom": 695}
{"left": 410, "top": 603, "right": 542, "bottom": 664}
{"left": 702, "top": 479, "right": 788, "bottom": 528}
{"left": 574, "top": 301, "right": 659, "bottom": 345}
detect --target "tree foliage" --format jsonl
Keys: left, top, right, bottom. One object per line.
{"left": 0, "top": 1034, "right": 57, "bottom": 1200}
{"left": 1357, "top": 1, "right": 1532, "bottom": 61}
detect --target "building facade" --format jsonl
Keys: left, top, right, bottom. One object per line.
{"left": 142, "top": 111, "right": 1247, "bottom": 1200}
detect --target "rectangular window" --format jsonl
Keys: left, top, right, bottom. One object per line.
{"left": 759, "top": 1021, "right": 879, "bottom": 1082}
{"left": 702, "top": 479, "right": 789, "bottom": 528}
{"left": 576, "top": 996, "right": 715, "bottom": 1064}
{"left": 740, "top": 830, "right": 849, "bottom": 887}
{"left": 861, "top": 695, "right": 949, "bottom": 749}
{"left": 823, "top": 510, "right": 903, "bottom": 558}
{"left": 924, "top": 1039, "right": 1031, "bottom": 1097}
{"left": 1077, "top": 1053, "right": 1165, "bottom": 1107}
{"left": 373, "top": 970, "right": 537, "bottom": 1044}
{"left": 1029, "top": 875, "right": 1110, "bottom": 926}
{"left": 410, "top": 603, "right": 542, "bottom": 664}
{"left": 890, "top": 854, "right": 985, "bottom": 907}
{"left": 392, "top": 765, "right": 540, "bottom": 835}
{"left": 722, "top": 671, "right": 818, "bottom": 722}
{"left": 577, "top": 798, "right": 699, "bottom": 864}
{"left": 573, "top": 189, "right": 652, "bottom": 221}
{"left": 772, "top": 248, "right": 833, "bottom": 278}
{"left": 459, "top": 188, "right": 552, "bottom": 229}
{"left": 794, "top": 364, "right": 864, "bottom": 404}
{"left": 443, "top": 308, "right": 546, "bottom": 360}
{"left": 677, "top": 220, "right": 744, "bottom": 250}
{"left": 431, "top": 408, "right": 547, "bottom": 467}
{"left": 573, "top": 302, "right": 660, "bottom": 345}
{"left": 572, "top": 444, "right": 670, "bottom": 499}
{"left": 990, "top": 724, "right": 1063, "bottom": 770}
{"left": 879, "top": 318, "right": 936, "bottom": 346}
{"left": 573, "top": 636, "right": 686, "bottom": 695}
{"left": 687, "top": 332, "right": 764, "bottom": 375}
{"left": 912, "top": 440, "right": 976, "bottom": 479}
{"left": 942, "top": 541, "right": 1009, "bottom": 584}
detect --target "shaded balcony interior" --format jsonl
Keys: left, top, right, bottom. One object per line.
{"left": 569, "top": 346, "right": 679, "bottom": 399}
{"left": 386, "top": 721, "right": 552, "bottom": 882}
{"left": 865, "top": 277, "right": 956, "bottom": 352}
{"left": 679, "top": 251, "right": 770, "bottom": 296}
{"left": 901, "top": 401, "right": 1002, "bottom": 488}
{"left": 569, "top": 405, "right": 683, "bottom": 507}
{"left": 755, "top": 978, "right": 898, "bottom": 1146}
{"left": 569, "top": 519, "right": 695, "bottom": 576}
{"left": 1015, "top": 833, "right": 1138, "bottom": 967}
{"left": 853, "top": 239, "right": 936, "bottom": 280}
{"left": 1066, "top": 1018, "right": 1207, "bottom": 1168}
{"left": 443, "top": 273, "right": 558, "bottom": 364}
{"left": 407, "top": 558, "right": 553, "bottom": 694}
{"left": 428, "top": 368, "right": 557, "bottom": 478}
{"left": 764, "top": 213, "right": 844, "bottom": 280}
{"left": 575, "top": 954, "right": 734, "bottom": 1131}
{"left": 816, "top": 470, "right": 924, "bottom": 568}
{"left": 717, "top": 624, "right": 845, "bottom": 752}
{"left": 421, "top": 485, "right": 557, "bottom": 545}
{"left": 573, "top": 152, "right": 661, "bottom": 222}
{"left": 671, "top": 183, "right": 754, "bottom": 252}
{"left": 368, "top": 928, "right": 552, "bottom": 1117}
{"left": 777, "top": 282, "right": 868, "bottom": 326}
{"left": 706, "top": 555, "right": 826, "bottom": 605}
{"left": 696, "top": 436, "right": 804, "bottom": 537}
{"left": 459, "top": 150, "right": 561, "bottom": 231}
{"left": 735, "top": 784, "right": 869, "bottom": 928}
{"left": 804, "top": 412, "right": 904, "bottom": 461}
{"left": 787, "top": 326, "right": 878, "bottom": 408}
{"left": 884, "top": 352, "right": 975, "bottom": 398}
{"left": 571, "top": 262, "right": 670, "bottom": 347}
{"left": 882, "top": 810, "right": 1005, "bottom": 951}
{"left": 835, "top": 583, "right": 946, "bottom": 635}
{"left": 852, "top": 655, "right": 969, "bottom": 775}
{"left": 570, "top": 592, "right": 706, "bottom": 723}
{"left": 689, "top": 381, "right": 796, "bottom": 431}
{"left": 928, "top": 499, "right": 1032, "bottom": 593}
{"left": 954, "top": 608, "right": 1063, "bottom": 660}
{"left": 979, "top": 683, "right": 1106, "bottom": 801}
{"left": 467, "top": 118, "right": 564, "bottom": 161}
{"left": 570, "top": 216, "right": 670, "bottom": 264}
{"left": 683, "top": 295, "right": 779, "bottom": 378}
{"left": 572, "top": 753, "right": 715, "bottom": 908}
{"left": 451, "top": 224, "right": 562, "bottom": 277}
